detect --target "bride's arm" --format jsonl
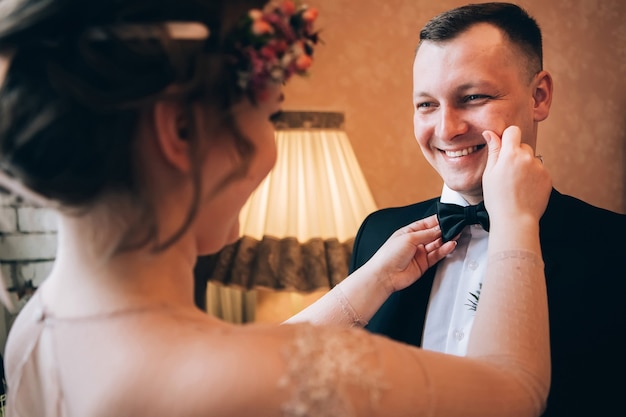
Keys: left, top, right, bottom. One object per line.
{"left": 462, "top": 127, "right": 551, "bottom": 412}
{"left": 284, "top": 215, "right": 457, "bottom": 326}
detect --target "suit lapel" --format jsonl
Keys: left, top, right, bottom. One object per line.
{"left": 539, "top": 189, "right": 564, "bottom": 279}
{"left": 404, "top": 200, "right": 439, "bottom": 346}
{"left": 410, "top": 267, "right": 436, "bottom": 347}
{"left": 365, "top": 199, "right": 440, "bottom": 346}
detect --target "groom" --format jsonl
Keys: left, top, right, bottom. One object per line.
{"left": 350, "top": 4, "right": 626, "bottom": 417}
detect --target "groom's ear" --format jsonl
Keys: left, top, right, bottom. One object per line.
{"left": 152, "top": 100, "right": 193, "bottom": 172}
{"left": 532, "top": 70, "right": 553, "bottom": 122}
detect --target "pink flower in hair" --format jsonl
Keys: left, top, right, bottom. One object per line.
{"left": 252, "top": 20, "right": 274, "bottom": 35}
{"left": 260, "top": 45, "right": 277, "bottom": 60}
{"left": 294, "top": 54, "right": 312, "bottom": 71}
{"left": 281, "top": 1, "right": 297, "bottom": 16}
{"left": 302, "top": 8, "right": 319, "bottom": 23}
{"left": 268, "top": 39, "right": 288, "bottom": 54}
{"left": 248, "top": 9, "right": 263, "bottom": 20}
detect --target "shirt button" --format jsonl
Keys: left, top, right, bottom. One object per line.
{"left": 453, "top": 329, "right": 464, "bottom": 341}
{"left": 468, "top": 260, "right": 479, "bottom": 270}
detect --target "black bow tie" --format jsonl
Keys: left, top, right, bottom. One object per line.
{"left": 436, "top": 201, "right": 490, "bottom": 242}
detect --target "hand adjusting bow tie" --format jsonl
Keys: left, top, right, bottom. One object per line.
{"left": 436, "top": 201, "right": 490, "bottom": 242}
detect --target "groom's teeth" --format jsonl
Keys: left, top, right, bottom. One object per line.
{"left": 445, "top": 145, "right": 480, "bottom": 157}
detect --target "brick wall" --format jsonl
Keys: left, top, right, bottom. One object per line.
{"left": 0, "top": 193, "right": 57, "bottom": 354}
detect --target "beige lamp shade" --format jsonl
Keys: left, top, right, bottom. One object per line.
{"left": 207, "top": 111, "right": 377, "bottom": 292}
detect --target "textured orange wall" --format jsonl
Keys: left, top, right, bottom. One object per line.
{"left": 284, "top": 0, "right": 626, "bottom": 214}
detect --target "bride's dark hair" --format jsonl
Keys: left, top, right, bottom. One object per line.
{"left": 0, "top": 0, "right": 265, "bottom": 250}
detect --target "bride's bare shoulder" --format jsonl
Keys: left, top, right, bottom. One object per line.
{"left": 155, "top": 320, "right": 384, "bottom": 416}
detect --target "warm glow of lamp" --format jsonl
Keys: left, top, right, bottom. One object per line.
{"left": 239, "top": 111, "right": 376, "bottom": 242}
{"left": 204, "top": 111, "right": 377, "bottom": 323}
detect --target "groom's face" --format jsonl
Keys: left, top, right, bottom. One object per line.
{"left": 412, "top": 23, "right": 540, "bottom": 204}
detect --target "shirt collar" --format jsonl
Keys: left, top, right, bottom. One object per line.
{"left": 440, "top": 184, "right": 471, "bottom": 206}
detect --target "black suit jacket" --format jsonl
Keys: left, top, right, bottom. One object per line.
{"left": 350, "top": 189, "right": 626, "bottom": 417}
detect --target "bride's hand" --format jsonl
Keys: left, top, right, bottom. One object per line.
{"left": 365, "top": 215, "right": 457, "bottom": 295}
{"left": 482, "top": 126, "right": 552, "bottom": 227}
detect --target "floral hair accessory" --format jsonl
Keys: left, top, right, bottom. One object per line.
{"left": 227, "top": 0, "right": 320, "bottom": 97}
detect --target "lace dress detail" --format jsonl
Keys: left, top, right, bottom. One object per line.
{"left": 279, "top": 324, "right": 384, "bottom": 417}
{"left": 283, "top": 283, "right": 368, "bottom": 327}
{"left": 330, "top": 285, "right": 368, "bottom": 327}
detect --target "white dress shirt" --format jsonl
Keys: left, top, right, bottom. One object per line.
{"left": 422, "top": 185, "right": 488, "bottom": 356}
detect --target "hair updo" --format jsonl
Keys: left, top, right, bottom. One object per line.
{"left": 0, "top": 0, "right": 265, "bottom": 208}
